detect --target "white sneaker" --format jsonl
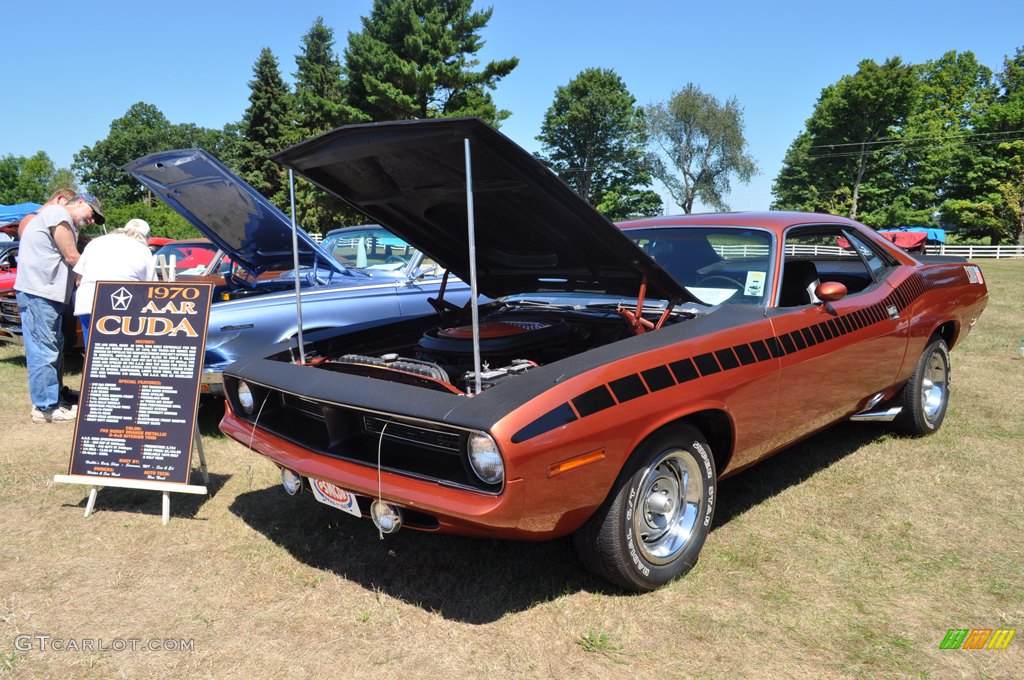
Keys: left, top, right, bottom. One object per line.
{"left": 50, "top": 406, "right": 77, "bottom": 422}
{"left": 31, "top": 406, "right": 77, "bottom": 423}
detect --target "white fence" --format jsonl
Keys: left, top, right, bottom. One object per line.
{"left": 934, "top": 244, "right": 1024, "bottom": 259}
{"left": 712, "top": 243, "right": 1024, "bottom": 259}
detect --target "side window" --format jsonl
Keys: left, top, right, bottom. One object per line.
{"left": 779, "top": 227, "right": 873, "bottom": 306}
{"left": 842, "top": 230, "right": 893, "bottom": 280}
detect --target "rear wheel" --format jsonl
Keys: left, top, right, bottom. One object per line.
{"left": 895, "top": 336, "right": 950, "bottom": 436}
{"left": 572, "top": 424, "right": 716, "bottom": 592}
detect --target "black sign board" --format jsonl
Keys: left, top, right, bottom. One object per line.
{"left": 67, "top": 281, "right": 213, "bottom": 485}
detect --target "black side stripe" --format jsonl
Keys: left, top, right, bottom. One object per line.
{"left": 512, "top": 274, "right": 928, "bottom": 443}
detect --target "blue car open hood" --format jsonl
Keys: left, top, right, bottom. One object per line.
{"left": 271, "top": 118, "right": 694, "bottom": 302}
{"left": 123, "top": 149, "right": 351, "bottom": 280}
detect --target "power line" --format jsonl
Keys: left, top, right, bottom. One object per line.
{"left": 804, "top": 128, "right": 1024, "bottom": 151}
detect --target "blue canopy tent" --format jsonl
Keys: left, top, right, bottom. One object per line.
{"left": 0, "top": 202, "right": 42, "bottom": 240}
{"left": 0, "top": 202, "right": 42, "bottom": 224}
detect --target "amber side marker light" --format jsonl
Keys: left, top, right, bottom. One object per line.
{"left": 548, "top": 450, "right": 605, "bottom": 478}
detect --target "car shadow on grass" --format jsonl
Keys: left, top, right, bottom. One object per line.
{"left": 228, "top": 421, "right": 892, "bottom": 623}
{"left": 714, "top": 421, "right": 889, "bottom": 526}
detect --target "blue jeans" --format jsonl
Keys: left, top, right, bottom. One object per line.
{"left": 16, "top": 291, "right": 65, "bottom": 411}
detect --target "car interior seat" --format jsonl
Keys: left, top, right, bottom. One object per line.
{"left": 779, "top": 260, "right": 820, "bottom": 306}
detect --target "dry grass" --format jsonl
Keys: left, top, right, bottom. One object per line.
{"left": 2, "top": 260, "right": 1023, "bottom": 679}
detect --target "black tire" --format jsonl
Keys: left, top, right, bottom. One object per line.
{"left": 572, "top": 424, "right": 716, "bottom": 592}
{"left": 894, "top": 336, "right": 950, "bottom": 436}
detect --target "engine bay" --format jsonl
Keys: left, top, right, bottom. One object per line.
{"left": 307, "top": 305, "right": 657, "bottom": 395}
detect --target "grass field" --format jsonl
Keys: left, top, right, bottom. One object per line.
{"left": 2, "top": 260, "right": 1022, "bottom": 679}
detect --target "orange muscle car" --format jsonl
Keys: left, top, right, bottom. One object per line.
{"left": 219, "top": 119, "right": 988, "bottom": 591}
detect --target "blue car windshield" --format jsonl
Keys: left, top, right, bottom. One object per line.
{"left": 321, "top": 228, "right": 431, "bottom": 272}
{"left": 625, "top": 227, "right": 773, "bottom": 306}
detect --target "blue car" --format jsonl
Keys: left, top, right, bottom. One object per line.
{"left": 124, "top": 149, "right": 472, "bottom": 396}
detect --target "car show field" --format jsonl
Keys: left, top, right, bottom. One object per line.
{"left": 1, "top": 259, "right": 1021, "bottom": 678}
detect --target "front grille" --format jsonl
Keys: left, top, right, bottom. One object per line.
{"left": 226, "top": 378, "right": 499, "bottom": 494}
{"left": 0, "top": 298, "right": 19, "bottom": 322}
{"left": 363, "top": 416, "right": 461, "bottom": 452}
{"left": 282, "top": 393, "right": 325, "bottom": 420}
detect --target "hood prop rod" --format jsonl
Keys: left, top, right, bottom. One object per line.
{"left": 464, "top": 138, "right": 482, "bottom": 396}
{"left": 288, "top": 168, "right": 306, "bottom": 364}
{"left": 617, "top": 278, "right": 677, "bottom": 334}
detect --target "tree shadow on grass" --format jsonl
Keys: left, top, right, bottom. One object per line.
{"left": 229, "top": 421, "right": 892, "bottom": 623}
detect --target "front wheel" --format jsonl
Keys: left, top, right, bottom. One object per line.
{"left": 572, "top": 424, "right": 716, "bottom": 592}
{"left": 895, "top": 336, "right": 950, "bottom": 436}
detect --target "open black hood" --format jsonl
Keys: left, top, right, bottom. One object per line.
{"left": 272, "top": 118, "right": 692, "bottom": 302}
{"left": 124, "top": 149, "right": 350, "bottom": 279}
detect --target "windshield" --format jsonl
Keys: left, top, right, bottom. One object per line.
{"left": 625, "top": 227, "right": 773, "bottom": 306}
{"left": 321, "top": 227, "right": 436, "bottom": 273}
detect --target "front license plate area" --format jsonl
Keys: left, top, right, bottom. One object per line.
{"left": 309, "top": 478, "right": 362, "bottom": 518}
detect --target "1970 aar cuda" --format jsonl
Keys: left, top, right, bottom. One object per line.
{"left": 220, "top": 118, "right": 988, "bottom": 591}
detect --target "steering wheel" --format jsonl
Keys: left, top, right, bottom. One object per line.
{"left": 384, "top": 255, "right": 409, "bottom": 265}
{"left": 699, "top": 275, "right": 744, "bottom": 288}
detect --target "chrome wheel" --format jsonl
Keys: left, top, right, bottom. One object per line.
{"left": 921, "top": 349, "right": 948, "bottom": 423}
{"left": 632, "top": 448, "right": 705, "bottom": 565}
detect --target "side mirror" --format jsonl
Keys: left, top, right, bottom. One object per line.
{"left": 816, "top": 281, "right": 847, "bottom": 303}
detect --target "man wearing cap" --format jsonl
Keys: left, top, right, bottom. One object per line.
{"left": 73, "top": 218, "right": 156, "bottom": 348}
{"left": 15, "top": 193, "right": 104, "bottom": 423}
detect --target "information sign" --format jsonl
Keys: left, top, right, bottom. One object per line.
{"left": 56, "top": 281, "right": 213, "bottom": 522}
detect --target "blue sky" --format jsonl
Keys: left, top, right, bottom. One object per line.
{"left": 3, "top": 0, "right": 1022, "bottom": 214}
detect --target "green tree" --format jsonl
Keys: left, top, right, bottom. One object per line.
{"left": 238, "top": 47, "right": 296, "bottom": 210}
{"left": 536, "top": 68, "right": 661, "bottom": 219}
{"left": 940, "top": 47, "right": 1024, "bottom": 244}
{"left": 74, "top": 102, "right": 236, "bottom": 206}
{"left": 0, "top": 151, "right": 76, "bottom": 204}
{"left": 344, "top": 0, "right": 518, "bottom": 126}
{"left": 647, "top": 83, "right": 757, "bottom": 213}
{"left": 772, "top": 58, "right": 917, "bottom": 221}
{"left": 96, "top": 200, "right": 197, "bottom": 240}
{"left": 885, "top": 51, "right": 997, "bottom": 228}
{"left": 290, "top": 18, "right": 363, "bottom": 231}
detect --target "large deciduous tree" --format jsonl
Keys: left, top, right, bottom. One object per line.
{"left": 0, "top": 152, "right": 75, "bottom": 204}
{"left": 238, "top": 47, "right": 296, "bottom": 211}
{"left": 940, "top": 47, "right": 1024, "bottom": 244}
{"left": 74, "top": 102, "right": 236, "bottom": 205}
{"left": 647, "top": 84, "right": 757, "bottom": 214}
{"left": 536, "top": 68, "right": 661, "bottom": 220}
{"left": 344, "top": 0, "right": 518, "bottom": 126}
{"left": 772, "top": 58, "right": 917, "bottom": 221}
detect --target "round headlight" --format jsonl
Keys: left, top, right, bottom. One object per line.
{"left": 467, "top": 432, "right": 504, "bottom": 485}
{"left": 237, "top": 381, "right": 254, "bottom": 415}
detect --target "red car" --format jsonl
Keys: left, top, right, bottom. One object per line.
{"left": 218, "top": 119, "right": 988, "bottom": 591}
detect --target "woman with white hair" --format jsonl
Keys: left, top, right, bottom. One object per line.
{"left": 73, "top": 218, "right": 157, "bottom": 347}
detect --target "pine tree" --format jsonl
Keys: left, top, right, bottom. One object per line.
{"left": 239, "top": 48, "right": 295, "bottom": 210}
{"left": 292, "top": 18, "right": 363, "bottom": 231}
{"left": 344, "top": 0, "right": 518, "bottom": 126}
